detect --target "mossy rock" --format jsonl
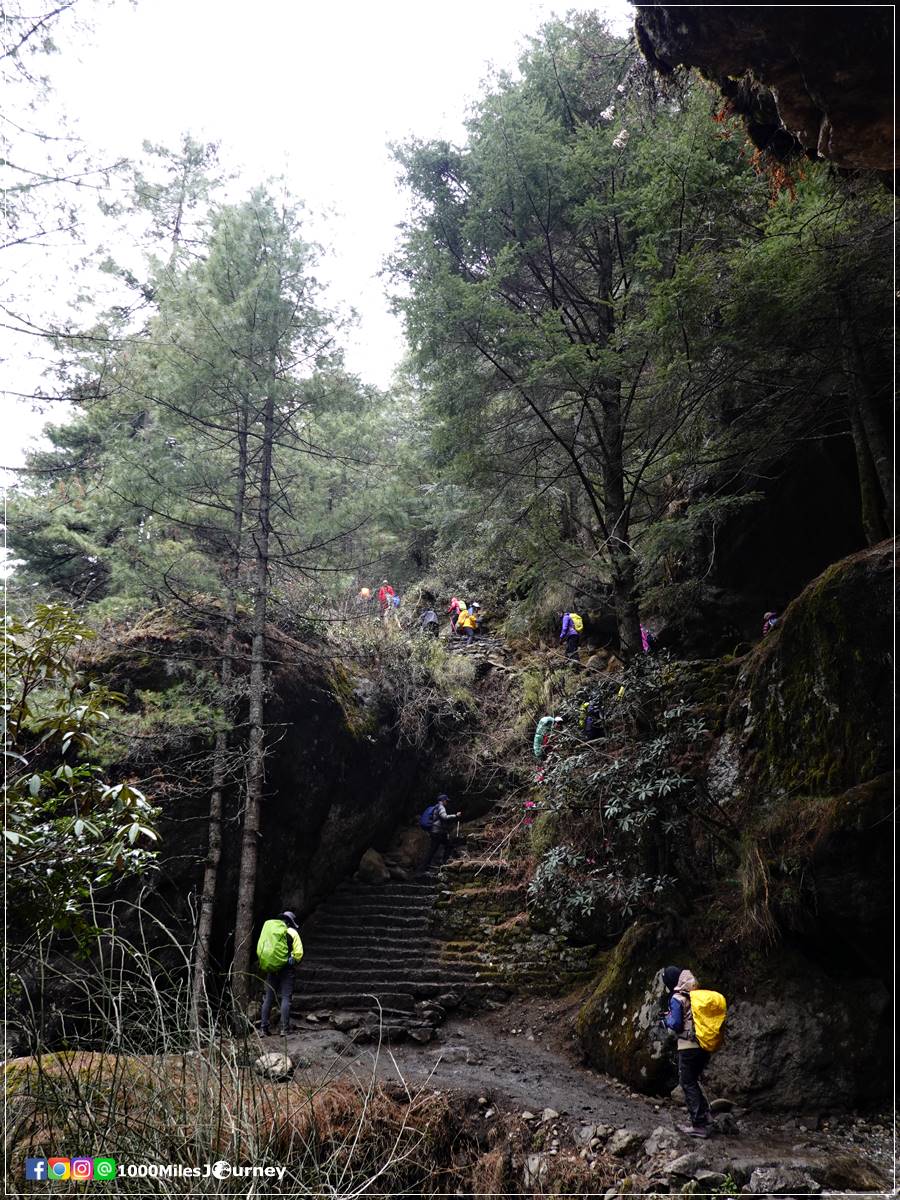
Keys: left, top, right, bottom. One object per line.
{"left": 733, "top": 540, "right": 893, "bottom": 800}
{"left": 575, "top": 922, "right": 680, "bottom": 1095}
{"left": 575, "top": 915, "right": 892, "bottom": 1107}
{"left": 529, "top": 810, "right": 560, "bottom": 857}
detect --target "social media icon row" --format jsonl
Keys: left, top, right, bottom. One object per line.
{"left": 25, "top": 1157, "right": 117, "bottom": 1181}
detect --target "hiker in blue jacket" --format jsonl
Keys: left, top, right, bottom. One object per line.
{"left": 422, "top": 794, "right": 462, "bottom": 869}
{"left": 660, "top": 965, "right": 713, "bottom": 1138}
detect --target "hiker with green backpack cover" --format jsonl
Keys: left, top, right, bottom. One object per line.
{"left": 661, "top": 965, "right": 727, "bottom": 1138}
{"left": 258, "top": 911, "right": 303, "bottom": 1036}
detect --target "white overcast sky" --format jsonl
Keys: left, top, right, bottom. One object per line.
{"left": 2, "top": 0, "right": 634, "bottom": 476}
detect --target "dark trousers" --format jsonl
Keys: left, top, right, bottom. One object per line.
{"left": 678, "top": 1047, "right": 711, "bottom": 1126}
{"left": 565, "top": 633, "right": 580, "bottom": 658}
{"left": 261, "top": 965, "right": 295, "bottom": 1032}
{"left": 424, "top": 828, "right": 449, "bottom": 867}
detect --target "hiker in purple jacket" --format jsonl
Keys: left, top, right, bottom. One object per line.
{"left": 560, "top": 612, "right": 580, "bottom": 658}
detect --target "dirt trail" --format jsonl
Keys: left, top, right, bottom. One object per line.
{"left": 277, "top": 1005, "right": 894, "bottom": 1192}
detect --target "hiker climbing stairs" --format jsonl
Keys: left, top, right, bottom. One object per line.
{"left": 293, "top": 871, "right": 505, "bottom": 1041}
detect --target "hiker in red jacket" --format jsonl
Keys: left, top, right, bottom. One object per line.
{"left": 378, "top": 579, "right": 395, "bottom": 619}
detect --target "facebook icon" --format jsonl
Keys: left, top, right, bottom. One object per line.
{"left": 25, "top": 1159, "right": 48, "bottom": 1180}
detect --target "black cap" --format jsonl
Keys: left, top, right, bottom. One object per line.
{"left": 662, "top": 965, "right": 681, "bottom": 992}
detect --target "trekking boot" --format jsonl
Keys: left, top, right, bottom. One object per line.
{"left": 259, "top": 1027, "right": 270, "bottom": 1037}
{"left": 678, "top": 1124, "right": 710, "bottom": 1138}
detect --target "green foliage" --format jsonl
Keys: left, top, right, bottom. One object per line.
{"left": 390, "top": 21, "right": 795, "bottom": 644}
{"left": 91, "top": 679, "right": 228, "bottom": 768}
{"left": 3, "top": 604, "right": 159, "bottom": 936}
{"left": 526, "top": 655, "right": 731, "bottom": 933}
{"left": 335, "top": 620, "right": 477, "bottom": 748}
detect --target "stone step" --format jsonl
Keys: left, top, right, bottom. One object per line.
{"left": 324, "top": 893, "right": 434, "bottom": 911}
{"left": 309, "top": 903, "right": 435, "bottom": 919}
{"left": 306, "top": 921, "right": 434, "bottom": 939}
{"left": 293, "top": 993, "right": 417, "bottom": 1014}
{"left": 333, "top": 877, "right": 440, "bottom": 892}
{"left": 301, "top": 964, "right": 479, "bottom": 985}
{"left": 300, "top": 951, "right": 465, "bottom": 970}
{"left": 309, "top": 903, "right": 436, "bottom": 921}
{"left": 328, "top": 885, "right": 439, "bottom": 898}
{"left": 299, "top": 979, "right": 500, "bottom": 999}
{"left": 300, "top": 940, "right": 441, "bottom": 959}
{"left": 301, "top": 953, "right": 483, "bottom": 972}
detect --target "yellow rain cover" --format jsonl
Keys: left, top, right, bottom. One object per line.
{"left": 690, "top": 989, "right": 727, "bottom": 1051}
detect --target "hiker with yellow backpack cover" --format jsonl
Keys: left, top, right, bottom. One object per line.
{"left": 257, "top": 911, "right": 303, "bottom": 1037}
{"left": 560, "top": 611, "right": 582, "bottom": 658}
{"left": 661, "top": 965, "right": 727, "bottom": 1138}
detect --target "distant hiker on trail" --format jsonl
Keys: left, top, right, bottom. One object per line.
{"left": 420, "top": 793, "right": 462, "bottom": 869}
{"left": 641, "top": 624, "right": 657, "bottom": 654}
{"left": 533, "top": 714, "right": 562, "bottom": 759}
{"left": 257, "top": 911, "right": 303, "bottom": 1037}
{"left": 579, "top": 699, "right": 601, "bottom": 739}
{"left": 378, "top": 580, "right": 395, "bottom": 617}
{"left": 419, "top": 608, "right": 439, "bottom": 637}
{"left": 457, "top": 603, "right": 480, "bottom": 645}
{"left": 560, "top": 611, "right": 582, "bottom": 658}
{"left": 447, "top": 596, "right": 462, "bottom": 633}
{"left": 660, "top": 965, "right": 727, "bottom": 1139}
{"left": 762, "top": 611, "right": 779, "bottom": 636}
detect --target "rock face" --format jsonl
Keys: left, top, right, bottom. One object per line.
{"left": 576, "top": 543, "right": 895, "bottom": 1108}
{"left": 634, "top": 7, "right": 893, "bottom": 171}
{"left": 77, "top": 627, "right": 441, "bottom": 980}
{"left": 733, "top": 541, "right": 893, "bottom": 799}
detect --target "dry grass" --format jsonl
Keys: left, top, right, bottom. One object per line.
{"left": 736, "top": 836, "right": 779, "bottom": 946}
{"left": 5, "top": 1049, "right": 456, "bottom": 1195}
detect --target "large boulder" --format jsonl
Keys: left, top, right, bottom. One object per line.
{"left": 576, "top": 544, "right": 895, "bottom": 1109}
{"left": 577, "top": 921, "right": 889, "bottom": 1109}
{"left": 357, "top": 848, "right": 391, "bottom": 885}
{"left": 382, "top": 825, "right": 429, "bottom": 870}
{"left": 733, "top": 540, "right": 894, "bottom": 800}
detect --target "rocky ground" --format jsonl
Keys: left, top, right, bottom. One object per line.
{"left": 257, "top": 998, "right": 896, "bottom": 1196}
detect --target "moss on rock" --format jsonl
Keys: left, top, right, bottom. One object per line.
{"left": 733, "top": 539, "right": 893, "bottom": 800}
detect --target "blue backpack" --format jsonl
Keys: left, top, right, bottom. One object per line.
{"left": 419, "top": 804, "right": 437, "bottom": 830}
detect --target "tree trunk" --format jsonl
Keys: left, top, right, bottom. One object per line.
{"left": 599, "top": 382, "right": 642, "bottom": 658}
{"left": 848, "top": 402, "right": 889, "bottom": 545}
{"left": 191, "top": 401, "right": 248, "bottom": 1027}
{"left": 837, "top": 293, "right": 893, "bottom": 525}
{"left": 612, "top": 555, "right": 642, "bottom": 659}
{"left": 232, "top": 390, "right": 275, "bottom": 1010}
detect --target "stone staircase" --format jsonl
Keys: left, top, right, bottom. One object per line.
{"left": 446, "top": 633, "right": 506, "bottom": 656}
{"left": 292, "top": 870, "right": 504, "bottom": 1040}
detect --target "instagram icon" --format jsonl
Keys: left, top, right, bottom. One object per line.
{"left": 71, "top": 1158, "right": 93, "bottom": 1181}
